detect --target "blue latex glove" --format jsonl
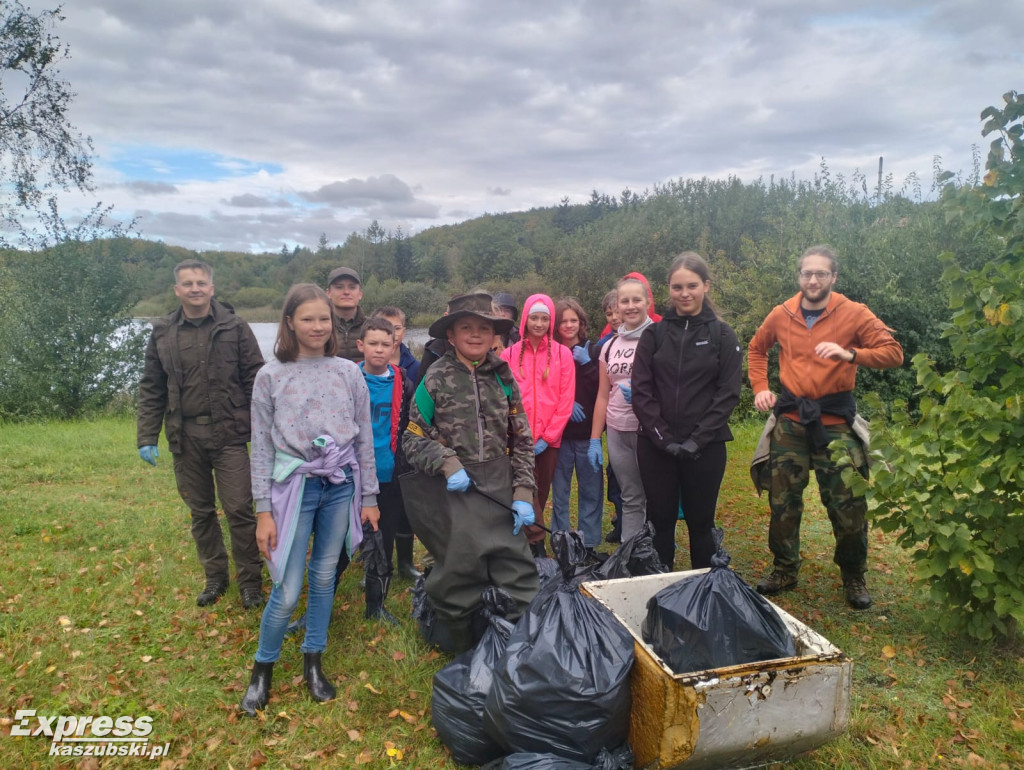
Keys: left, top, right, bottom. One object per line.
{"left": 572, "top": 344, "right": 591, "bottom": 365}
{"left": 587, "top": 438, "right": 603, "bottom": 471}
{"left": 618, "top": 383, "right": 632, "bottom": 404}
{"left": 534, "top": 438, "right": 548, "bottom": 455}
{"left": 570, "top": 401, "right": 586, "bottom": 422}
{"left": 138, "top": 445, "right": 159, "bottom": 466}
{"left": 446, "top": 468, "right": 471, "bottom": 492}
{"left": 512, "top": 500, "right": 535, "bottom": 535}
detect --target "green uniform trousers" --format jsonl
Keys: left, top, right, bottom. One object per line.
{"left": 172, "top": 422, "right": 262, "bottom": 590}
{"left": 767, "top": 417, "right": 869, "bottom": 577}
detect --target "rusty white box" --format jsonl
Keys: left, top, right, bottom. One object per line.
{"left": 581, "top": 571, "right": 852, "bottom": 770}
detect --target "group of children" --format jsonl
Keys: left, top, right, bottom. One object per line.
{"left": 240, "top": 251, "right": 742, "bottom": 713}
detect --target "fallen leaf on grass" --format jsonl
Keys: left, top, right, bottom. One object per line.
{"left": 347, "top": 729, "right": 361, "bottom": 742}
{"left": 364, "top": 682, "right": 382, "bottom": 694}
{"left": 141, "top": 655, "right": 153, "bottom": 663}
{"left": 881, "top": 645, "right": 896, "bottom": 659}
{"left": 392, "top": 651, "right": 406, "bottom": 661}
{"left": 355, "top": 748, "right": 373, "bottom": 764}
{"left": 347, "top": 700, "right": 359, "bottom": 712}
{"left": 1011, "top": 719, "right": 1024, "bottom": 732}
{"left": 399, "top": 711, "right": 417, "bottom": 724}
{"left": 248, "top": 749, "right": 267, "bottom": 768}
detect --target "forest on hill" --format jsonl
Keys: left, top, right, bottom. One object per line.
{"left": 1, "top": 158, "right": 998, "bottom": 413}
{"left": 96, "top": 159, "right": 996, "bottom": 405}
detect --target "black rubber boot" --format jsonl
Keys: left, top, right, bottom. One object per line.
{"left": 365, "top": 574, "right": 399, "bottom": 625}
{"left": 303, "top": 652, "right": 337, "bottom": 703}
{"left": 395, "top": 534, "right": 423, "bottom": 581}
{"left": 239, "top": 661, "right": 273, "bottom": 716}
{"left": 445, "top": 619, "right": 476, "bottom": 655}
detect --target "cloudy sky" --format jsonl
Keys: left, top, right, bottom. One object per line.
{"left": 47, "top": 0, "right": 1022, "bottom": 253}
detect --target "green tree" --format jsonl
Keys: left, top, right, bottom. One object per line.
{"left": 0, "top": 235, "right": 147, "bottom": 418}
{"left": 0, "top": 1, "right": 92, "bottom": 242}
{"left": 856, "top": 91, "right": 1024, "bottom": 640}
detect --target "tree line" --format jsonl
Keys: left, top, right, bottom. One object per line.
{"left": 5, "top": 155, "right": 995, "bottom": 415}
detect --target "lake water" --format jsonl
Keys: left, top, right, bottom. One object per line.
{"left": 249, "top": 323, "right": 430, "bottom": 361}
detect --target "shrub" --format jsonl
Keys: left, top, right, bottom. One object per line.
{"left": 848, "top": 92, "right": 1024, "bottom": 641}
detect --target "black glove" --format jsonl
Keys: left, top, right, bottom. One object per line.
{"left": 666, "top": 439, "right": 701, "bottom": 461}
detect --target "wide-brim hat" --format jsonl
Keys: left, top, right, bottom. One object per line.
{"left": 428, "top": 292, "right": 514, "bottom": 338}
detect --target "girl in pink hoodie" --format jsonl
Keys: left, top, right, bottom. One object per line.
{"left": 501, "top": 293, "right": 576, "bottom": 556}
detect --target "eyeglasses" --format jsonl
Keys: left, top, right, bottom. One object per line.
{"left": 798, "top": 270, "right": 833, "bottom": 281}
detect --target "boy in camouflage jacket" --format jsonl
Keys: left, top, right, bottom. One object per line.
{"left": 403, "top": 293, "right": 539, "bottom": 652}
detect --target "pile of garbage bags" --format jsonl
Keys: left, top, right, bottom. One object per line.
{"left": 642, "top": 528, "right": 796, "bottom": 674}
{"left": 429, "top": 528, "right": 655, "bottom": 766}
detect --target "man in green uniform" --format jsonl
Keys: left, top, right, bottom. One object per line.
{"left": 137, "top": 260, "right": 265, "bottom": 609}
{"left": 326, "top": 266, "right": 366, "bottom": 362}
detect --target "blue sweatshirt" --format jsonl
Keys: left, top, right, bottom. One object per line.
{"left": 360, "top": 365, "right": 397, "bottom": 483}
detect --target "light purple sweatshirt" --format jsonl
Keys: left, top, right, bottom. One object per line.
{"left": 250, "top": 356, "right": 379, "bottom": 512}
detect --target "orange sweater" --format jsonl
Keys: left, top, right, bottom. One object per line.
{"left": 748, "top": 292, "right": 903, "bottom": 423}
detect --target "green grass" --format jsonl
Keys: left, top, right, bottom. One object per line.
{"left": 0, "top": 417, "right": 1022, "bottom": 768}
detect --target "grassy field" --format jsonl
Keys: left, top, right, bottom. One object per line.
{"left": 0, "top": 417, "right": 1021, "bottom": 769}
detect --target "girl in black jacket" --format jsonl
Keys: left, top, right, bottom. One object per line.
{"left": 632, "top": 253, "right": 742, "bottom": 569}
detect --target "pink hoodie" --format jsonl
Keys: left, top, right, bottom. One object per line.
{"left": 501, "top": 293, "right": 576, "bottom": 447}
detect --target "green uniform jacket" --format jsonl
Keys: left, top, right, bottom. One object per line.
{"left": 336, "top": 307, "right": 367, "bottom": 362}
{"left": 403, "top": 350, "right": 536, "bottom": 504}
{"left": 136, "top": 299, "right": 264, "bottom": 453}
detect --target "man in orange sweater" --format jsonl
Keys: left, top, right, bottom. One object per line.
{"left": 748, "top": 245, "right": 903, "bottom": 609}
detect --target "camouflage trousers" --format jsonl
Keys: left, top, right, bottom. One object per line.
{"left": 767, "top": 417, "right": 869, "bottom": 577}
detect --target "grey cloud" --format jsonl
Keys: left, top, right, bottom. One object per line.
{"left": 299, "top": 175, "right": 417, "bottom": 206}
{"left": 224, "top": 193, "right": 293, "bottom": 208}
{"left": 54, "top": 1, "right": 1023, "bottom": 251}
{"left": 116, "top": 180, "right": 178, "bottom": 194}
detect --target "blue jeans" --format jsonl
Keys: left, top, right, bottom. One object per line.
{"left": 255, "top": 476, "right": 354, "bottom": 663}
{"left": 551, "top": 438, "right": 605, "bottom": 547}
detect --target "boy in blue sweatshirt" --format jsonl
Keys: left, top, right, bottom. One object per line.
{"left": 357, "top": 317, "right": 416, "bottom": 622}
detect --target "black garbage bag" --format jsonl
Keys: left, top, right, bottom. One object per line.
{"left": 530, "top": 529, "right": 599, "bottom": 598}
{"left": 484, "top": 578, "right": 634, "bottom": 763}
{"left": 432, "top": 587, "right": 518, "bottom": 766}
{"left": 597, "top": 522, "right": 666, "bottom": 580}
{"left": 552, "top": 529, "right": 589, "bottom": 580}
{"left": 357, "top": 521, "right": 390, "bottom": 578}
{"left": 642, "top": 528, "right": 796, "bottom": 673}
{"left": 480, "top": 744, "right": 634, "bottom": 769}
{"left": 535, "top": 556, "right": 559, "bottom": 588}
{"left": 410, "top": 570, "right": 454, "bottom": 652}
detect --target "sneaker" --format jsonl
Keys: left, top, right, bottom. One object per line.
{"left": 843, "top": 575, "right": 872, "bottom": 610}
{"left": 755, "top": 570, "right": 798, "bottom": 596}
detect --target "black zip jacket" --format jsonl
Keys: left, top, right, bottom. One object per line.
{"left": 631, "top": 305, "right": 742, "bottom": 451}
